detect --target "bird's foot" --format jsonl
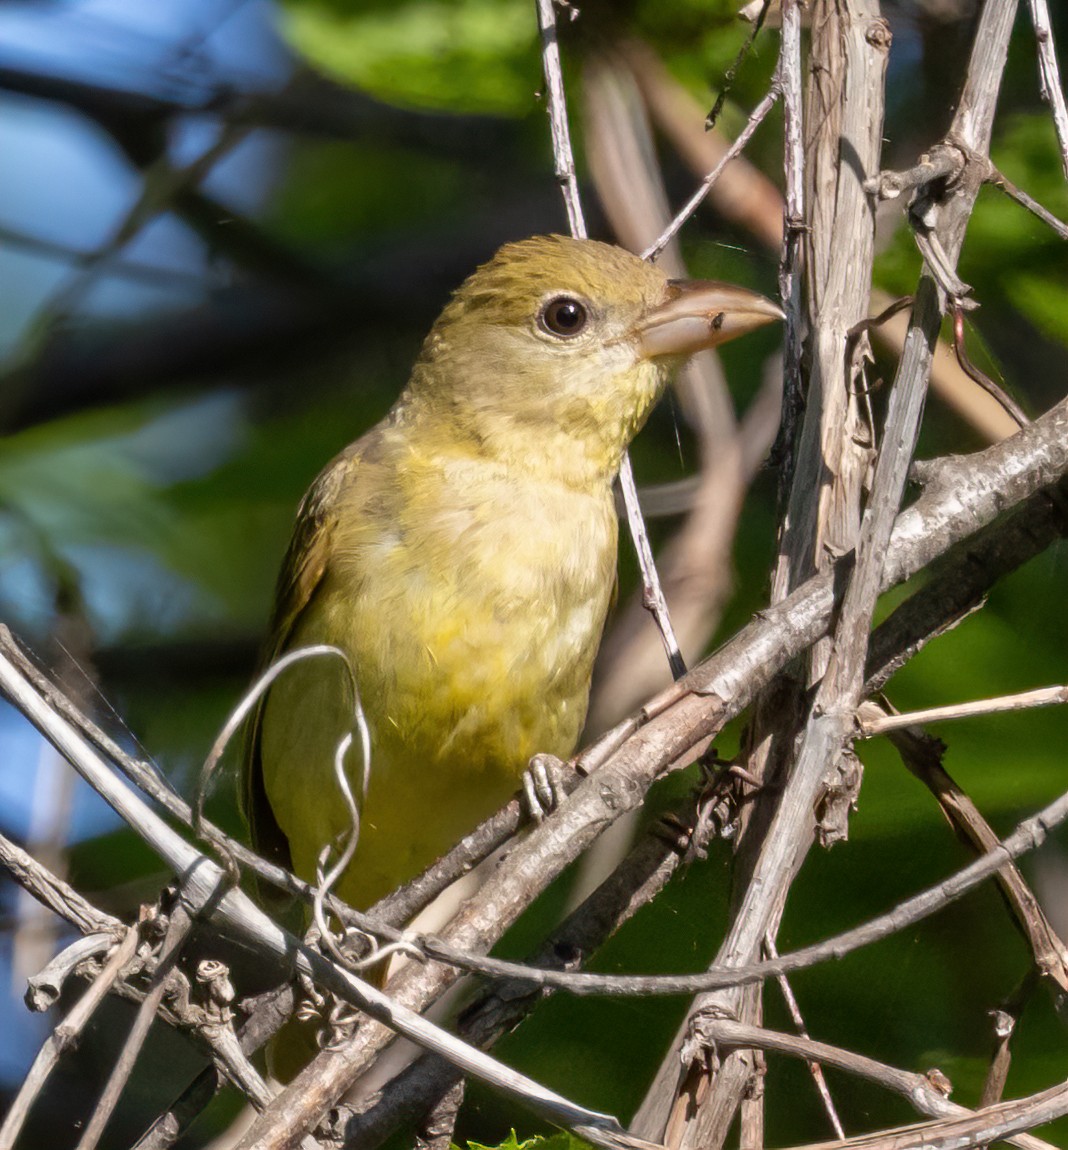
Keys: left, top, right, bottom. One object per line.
{"left": 522, "top": 753, "right": 571, "bottom": 823}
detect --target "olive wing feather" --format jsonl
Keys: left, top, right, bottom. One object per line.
{"left": 241, "top": 442, "right": 362, "bottom": 876}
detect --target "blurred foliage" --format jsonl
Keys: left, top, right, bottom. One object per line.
{"left": 0, "top": 0, "right": 1067, "bottom": 1147}
{"left": 280, "top": 0, "right": 539, "bottom": 115}
{"left": 273, "top": 140, "right": 471, "bottom": 245}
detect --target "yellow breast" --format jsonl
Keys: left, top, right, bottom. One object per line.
{"left": 259, "top": 442, "right": 618, "bottom": 908}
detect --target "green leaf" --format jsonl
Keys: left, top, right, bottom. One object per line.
{"left": 463, "top": 1132, "right": 593, "bottom": 1150}
{"left": 280, "top": 0, "right": 538, "bottom": 115}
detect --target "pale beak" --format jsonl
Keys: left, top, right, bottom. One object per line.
{"left": 635, "top": 279, "right": 784, "bottom": 361}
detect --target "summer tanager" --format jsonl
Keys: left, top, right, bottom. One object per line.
{"left": 244, "top": 235, "right": 781, "bottom": 912}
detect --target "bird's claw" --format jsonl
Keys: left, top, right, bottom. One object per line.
{"left": 522, "top": 753, "right": 569, "bottom": 823}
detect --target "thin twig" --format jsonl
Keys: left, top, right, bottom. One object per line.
{"left": 620, "top": 39, "right": 784, "bottom": 252}
{"left": 534, "top": 0, "right": 585, "bottom": 237}
{"left": 0, "top": 648, "right": 652, "bottom": 1150}
{"left": 619, "top": 457, "right": 687, "bottom": 678}
{"left": 773, "top": 1078, "right": 1068, "bottom": 1150}
{"left": 408, "top": 784, "right": 1068, "bottom": 996}
{"left": 859, "top": 685, "right": 1068, "bottom": 736}
{"left": 950, "top": 302, "right": 1030, "bottom": 427}
{"left": 642, "top": 86, "right": 780, "bottom": 262}
{"left": 705, "top": 0, "right": 772, "bottom": 131}
{"left": 1026, "top": 0, "right": 1068, "bottom": 178}
{"left": 536, "top": 0, "right": 685, "bottom": 680}
{"left": 764, "top": 935, "right": 844, "bottom": 1140}
{"left": 0, "top": 924, "right": 141, "bottom": 1150}
{"left": 75, "top": 905, "right": 198, "bottom": 1150}
{"left": 863, "top": 709, "right": 1068, "bottom": 995}
{"left": 980, "top": 1008, "right": 1017, "bottom": 1108}
{"left": 985, "top": 161, "right": 1068, "bottom": 238}
{"left": 692, "top": 1019, "right": 1057, "bottom": 1150}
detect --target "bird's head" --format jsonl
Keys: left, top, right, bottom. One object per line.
{"left": 407, "top": 235, "right": 783, "bottom": 484}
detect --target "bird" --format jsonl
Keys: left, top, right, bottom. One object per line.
{"left": 243, "top": 234, "right": 782, "bottom": 915}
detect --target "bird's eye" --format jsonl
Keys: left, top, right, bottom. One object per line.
{"left": 538, "top": 296, "right": 588, "bottom": 339}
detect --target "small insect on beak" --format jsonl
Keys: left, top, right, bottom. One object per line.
{"left": 635, "top": 279, "right": 784, "bottom": 361}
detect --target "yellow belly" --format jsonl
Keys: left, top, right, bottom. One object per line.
{"left": 259, "top": 476, "right": 617, "bottom": 909}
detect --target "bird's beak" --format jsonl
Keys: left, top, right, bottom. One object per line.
{"left": 634, "top": 279, "right": 784, "bottom": 361}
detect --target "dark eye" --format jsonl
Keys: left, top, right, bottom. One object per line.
{"left": 538, "top": 296, "right": 588, "bottom": 338}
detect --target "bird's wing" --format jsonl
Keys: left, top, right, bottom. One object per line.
{"left": 266, "top": 444, "right": 360, "bottom": 653}
{"left": 241, "top": 440, "right": 363, "bottom": 880}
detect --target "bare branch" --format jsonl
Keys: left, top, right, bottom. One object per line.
{"left": 0, "top": 925, "right": 142, "bottom": 1150}
{"left": 764, "top": 935, "right": 844, "bottom": 1140}
{"left": 229, "top": 391, "right": 1068, "bottom": 1145}
{"left": 693, "top": 1019, "right": 1058, "bottom": 1150}
{"left": 535, "top": 0, "right": 685, "bottom": 680}
{"left": 75, "top": 905, "right": 197, "bottom": 1150}
{"left": 863, "top": 710, "right": 1068, "bottom": 995}
{"left": 0, "top": 830, "right": 120, "bottom": 940}
{"left": 1026, "top": 0, "right": 1068, "bottom": 178}
{"left": 641, "top": 87, "right": 780, "bottom": 262}
{"left": 0, "top": 645, "right": 654, "bottom": 1150}
{"left": 860, "top": 685, "right": 1068, "bottom": 735}
{"left": 775, "top": 1078, "right": 1068, "bottom": 1150}
{"left": 986, "top": 160, "right": 1068, "bottom": 238}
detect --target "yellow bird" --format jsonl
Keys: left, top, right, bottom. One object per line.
{"left": 244, "top": 235, "right": 781, "bottom": 913}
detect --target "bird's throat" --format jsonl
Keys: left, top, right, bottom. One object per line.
{"left": 397, "top": 365, "right": 663, "bottom": 492}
